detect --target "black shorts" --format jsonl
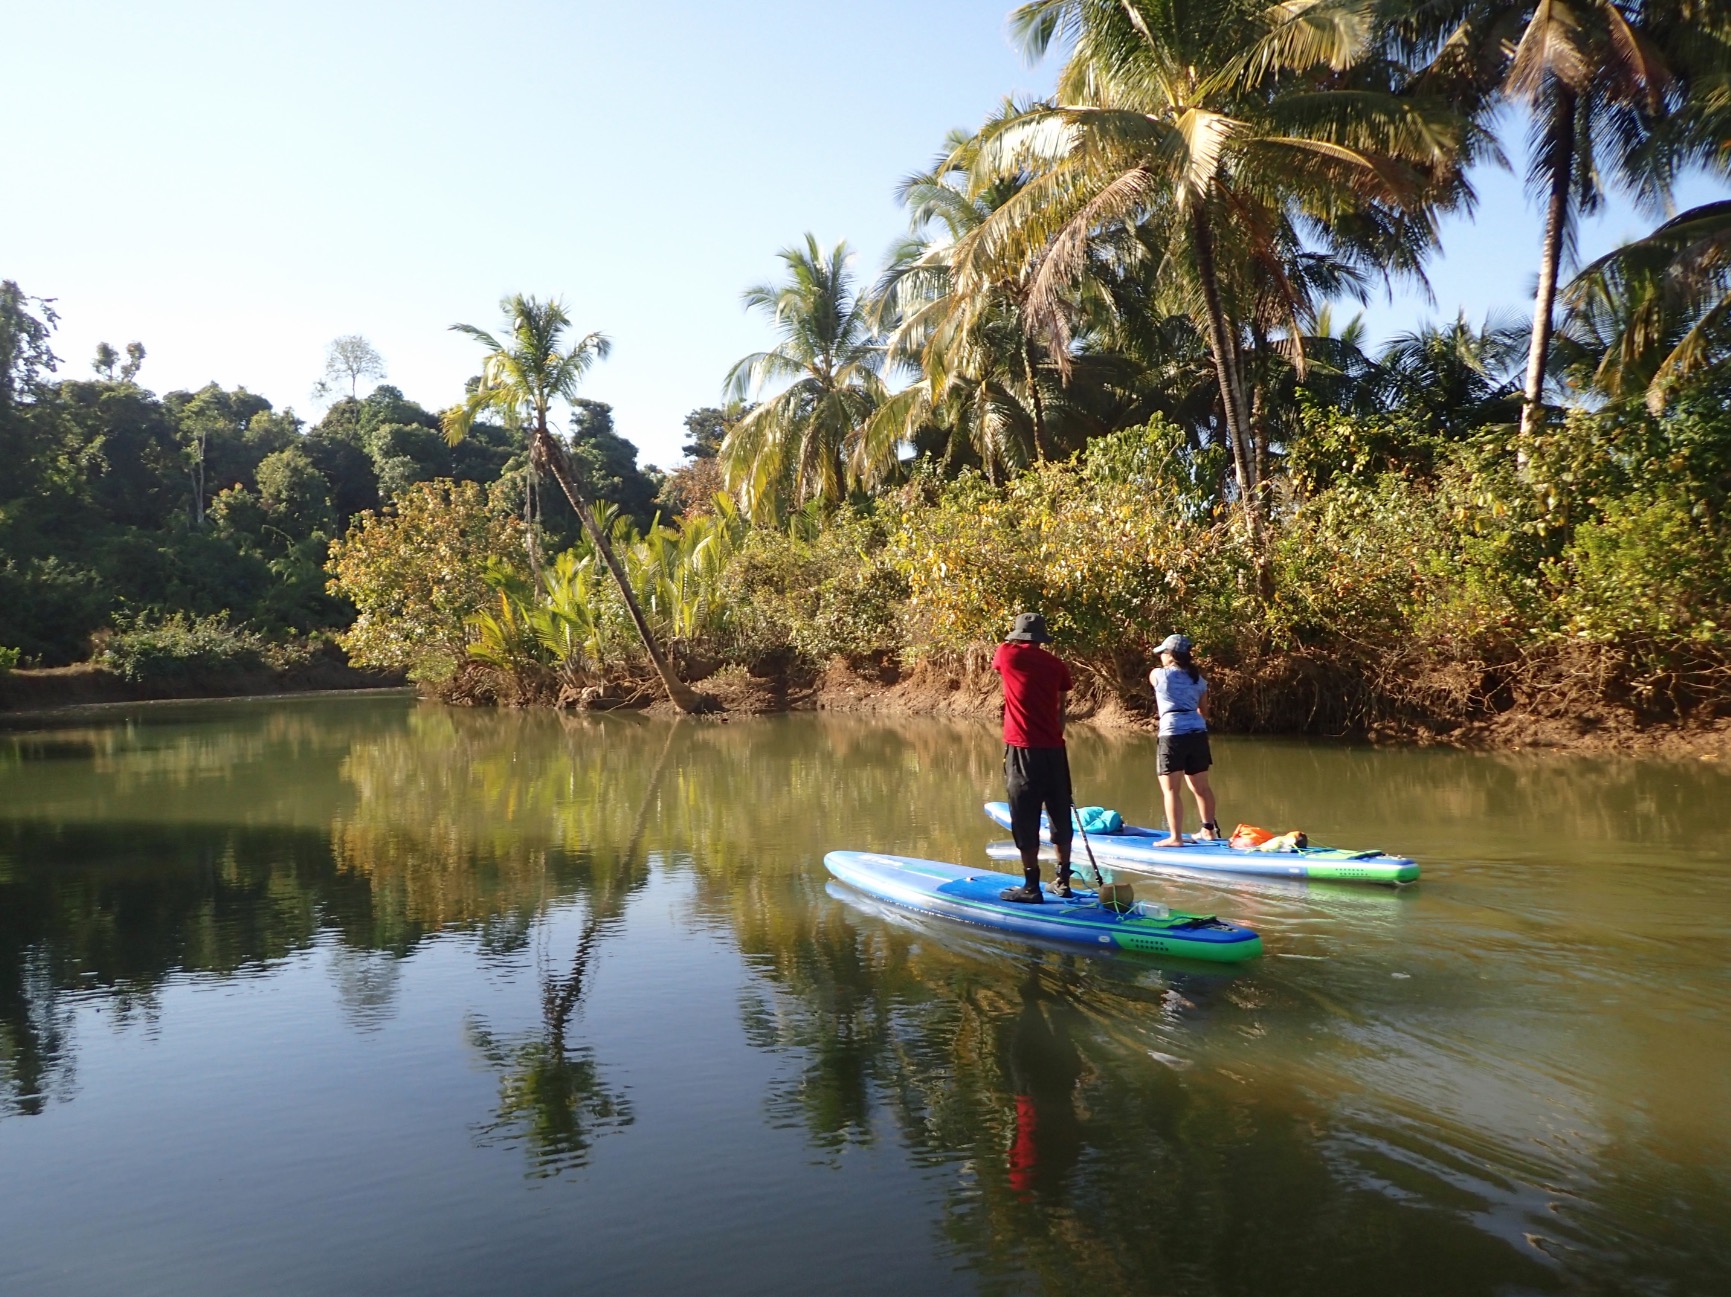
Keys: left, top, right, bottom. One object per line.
{"left": 1157, "top": 731, "right": 1212, "bottom": 776}
{"left": 1005, "top": 744, "right": 1073, "bottom": 855}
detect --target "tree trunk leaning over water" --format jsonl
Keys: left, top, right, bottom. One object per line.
{"left": 444, "top": 294, "right": 715, "bottom": 716}
{"left": 534, "top": 430, "right": 715, "bottom": 715}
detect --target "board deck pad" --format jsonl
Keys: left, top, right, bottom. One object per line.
{"left": 824, "top": 851, "right": 1262, "bottom": 963}
{"left": 982, "top": 802, "right": 1420, "bottom": 884}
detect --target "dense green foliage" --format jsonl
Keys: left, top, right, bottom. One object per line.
{"left": 8, "top": 2, "right": 1731, "bottom": 729}
{"left": 0, "top": 287, "right": 662, "bottom": 669}
{"left": 99, "top": 612, "right": 307, "bottom": 684}
{"left": 322, "top": 393, "right": 1727, "bottom": 726}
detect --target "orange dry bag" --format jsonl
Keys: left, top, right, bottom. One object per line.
{"left": 1230, "top": 824, "right": 1274, "bottom": 850}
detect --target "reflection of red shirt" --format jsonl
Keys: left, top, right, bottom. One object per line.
{"left": 991, "top": 642, "right": 1073, "bottom": 748}
{"left": 1008, "top": 1093, "right": 1038, "bottom": 1200}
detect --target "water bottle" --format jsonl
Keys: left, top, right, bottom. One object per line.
{"left": 1134, "top": 901, "right": 1170, "bottom": 920}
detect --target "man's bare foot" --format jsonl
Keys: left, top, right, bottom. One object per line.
{"left": 1152, "top": 836, "right": 1185, "bottom": 847}
{"left": 1195, "top": 821, "right": 1221, "bottom": 842}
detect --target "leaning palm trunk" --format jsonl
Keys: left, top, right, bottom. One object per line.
{"left": 1521, "top": 88, "right": 1578, "bottom": 445}
{"left": 532, "top": 430, "right": 712, "bottom": 714}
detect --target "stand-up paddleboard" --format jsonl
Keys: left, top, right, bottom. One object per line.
{"left": 824, "top": 851, "right": 1263, "bottom": 962}
{"left": 983, "top": 802, "right": 1420, "bottom": 884}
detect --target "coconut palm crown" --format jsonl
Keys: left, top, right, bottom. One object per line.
{"left": 1388, "top": 0, "right": 1730, "bottom": 437}
{"left": 952, "top": 0, "right": 1479, "bottom": 524}
{"left": 722, "top": 235, "right": 886, "bottom": 522}
{"left": 444, "top": 294, "right": 711, "bottom": 713}
{"left": 1564, "top": 199, "right": 1731, "bottom": 409}
{"left": 860, "top": 113, "right": 1125, "bottom": 480}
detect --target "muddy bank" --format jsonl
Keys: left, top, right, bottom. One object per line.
{"left": 0, "top": 656, "right": 406, "bottom": 713}
{"left": 32, "top": 646, "right": 1721, "bottom": 759}
{"left": 668, "top": 655, "right": 1731, "bottom": 759}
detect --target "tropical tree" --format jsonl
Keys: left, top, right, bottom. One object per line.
{"left": 1389, "top": 0, "right": 1727, "bottom": 437}
{"left": 91, "top": 340, "right": 145, "bottom": 383}
{"left": 1506, "top": 1, "right": 1716, "bottom": 437}
{"left": 722, "top": 236, "right": 886, "bottom": 521}
{"left": 1375, "top": 312, "right": 1525, "bottom": 435}
{"left": 631, "top": 493, "right": 747, "bottom": 644}
{"left": 957, "top": 0, "right": 1476, "bottom": 532}
{"left": 317, "top": 334, "right": 386, "bottom": 401}
{"left": 0, "top": 280, "right": 59, "bottom": 420}
{"left": 1563, "top": 200, "right": 1731, "bottom": 409}
{"left": 443, "top": 294, "right": 712, "bottom": 713}
{"left": 325, "top": 478, "right": 523, "bottom": 682}
{"left": 863, "top": 118, "right": 1127, "bottom": 480}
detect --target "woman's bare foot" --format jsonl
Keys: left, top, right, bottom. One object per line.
{"left": 1152, "top": 836, "right": 1186, "bottom": 847}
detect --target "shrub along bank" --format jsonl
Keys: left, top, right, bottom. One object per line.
{"left": 326, "top": 408, "right": 1731, "bottom": 745}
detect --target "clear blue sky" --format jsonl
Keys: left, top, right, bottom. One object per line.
{"left": 4, "top": 1, "right": 1721, "bottom": 469}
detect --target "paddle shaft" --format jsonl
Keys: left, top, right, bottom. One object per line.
{"left": 1071, "top": 800, "right": 1104, "bottom": 887}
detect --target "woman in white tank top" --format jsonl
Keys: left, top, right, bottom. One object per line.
{"left": 1148, "top": 633, "right": 1219, "bottom": 846}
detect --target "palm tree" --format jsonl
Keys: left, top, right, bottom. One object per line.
{"left": 1505, "top": 2, "right": 1709, "bottom": 437}
{"left": 959, "top": 0, "right": 1476, "bottom": 530}
{"left": 1563, "top": 199, "right": 1731, "bottom": 409}
{"left": 1376, "top": 312, "right": 1526, "bottom": 435}
{"left": 444, "top": 294, "right": 712, "bottom": 714}
{"left": 862, "top": 117, "right": 1128, "bottom": 481}
{"left": 722, "top": 236, "right": 886, "bottom": 521}
{"left": 1389, "top": 0, "right": 1724, "bottom": 438}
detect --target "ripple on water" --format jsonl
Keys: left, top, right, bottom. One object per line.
{"left": 1, "top": 701, "right": 1727, "bottom": 1295}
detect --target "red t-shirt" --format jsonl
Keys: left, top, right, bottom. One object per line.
{"left": 991, "top": 641, "right": 1073, "bottom": 748}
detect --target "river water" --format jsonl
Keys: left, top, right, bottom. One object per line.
{"left": 1, "top": 695, "right": 1727, "bottom": 1296}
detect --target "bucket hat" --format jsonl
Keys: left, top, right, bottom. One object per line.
{"left": 1006, "top": 612, "right": 1052, "bottom": 643}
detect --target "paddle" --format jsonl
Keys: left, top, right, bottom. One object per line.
{"left": 1072, "top": 800, "right": 1136, "bottom": 911}
{"left": 1070, "top": 800, "right": 1104, "bottom": 888}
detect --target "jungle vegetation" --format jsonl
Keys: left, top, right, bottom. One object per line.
{"left": 4, "top": 0, "right": 1731, "bottom": 730}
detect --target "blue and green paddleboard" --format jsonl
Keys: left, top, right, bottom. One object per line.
{"left": 983, "top": 802, "right": 1420, "bottom": 884}
{"left": 823, "top": 851, "right": 1263, "bottom": 963}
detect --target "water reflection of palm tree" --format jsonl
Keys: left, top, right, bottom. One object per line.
{"left": 465, "top": 724, "right": 678, "bottom": 1176}
{"left": 0, "top": 946, "right": 77, "bottom": 1117}
{"left": 467, "top": 918, "right": 627, "bottom": 1177}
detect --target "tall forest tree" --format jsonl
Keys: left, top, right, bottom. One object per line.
{"left": 317, "top": 334, "right": 387, "bottom": 401}
{"left": 91, "top": 341, "right": 144, "bottom": 383}
{"left": 0, "top": 280, "right": 59, "bottom": 420}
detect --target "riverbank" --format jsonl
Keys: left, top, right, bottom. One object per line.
{"left": 668, "top": 654, "right": 1731, "bottom": 759}
{"left": 0, "top": 656, "right": 406, "bottom": 712}
{"left": 8, "top": 648, "right": 1722, "bottom": 758}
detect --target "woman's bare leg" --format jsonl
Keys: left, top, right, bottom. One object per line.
{"left": 1154, "top": 772, "right": 1186, "bottom": 846}
{"left": 1186, "top": 771, "right": 1218, "bottom": 839}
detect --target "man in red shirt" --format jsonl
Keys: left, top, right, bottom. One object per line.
{"left": 990, "top": 612, "right": 1075, "bottom": 902}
